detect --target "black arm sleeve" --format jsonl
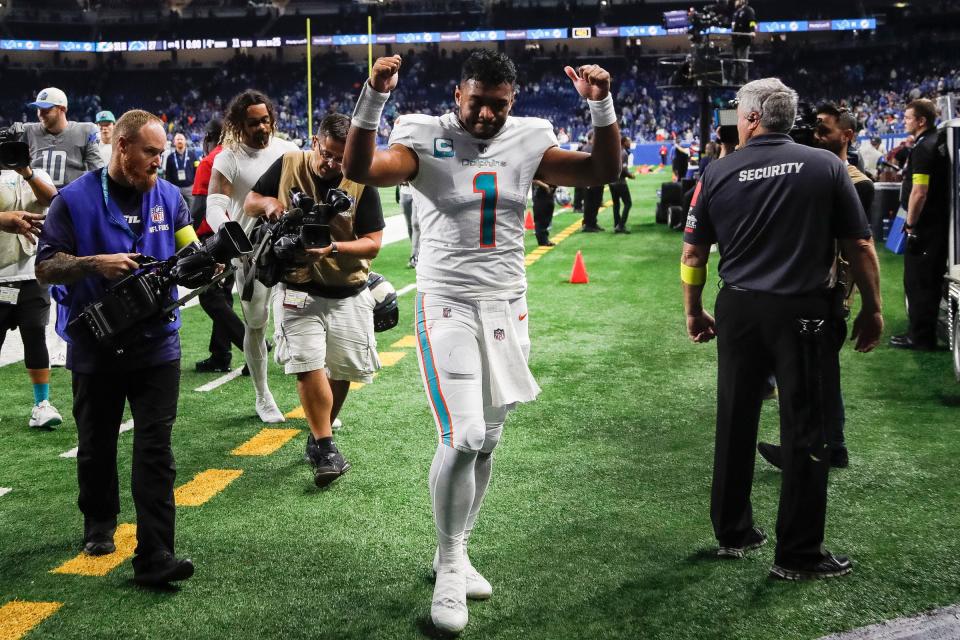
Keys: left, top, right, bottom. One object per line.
{"left": 353, "top": 186, "right": 386, "bottom": 237}
{"left": 249, "top": 156, "right": 284, "bottom": 199}
{"left": 832, "top": 164, "right": 872, "bottom": 240}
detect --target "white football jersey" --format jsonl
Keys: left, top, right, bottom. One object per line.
{"left": 390, "top": 113, "right": 558, "bottom": 300}
{"left": 212, "top": 137, "right": 300, "bottom": 237}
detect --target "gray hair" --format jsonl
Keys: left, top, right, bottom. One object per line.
{"left": 736, "top": 77, "right": 798, "bottom": 133}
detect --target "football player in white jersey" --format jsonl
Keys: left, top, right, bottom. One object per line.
{"left": 343, "top": 49, "right": 620, "bottom": 634}
{"left": 205, "top": 90, "right": 300, "bottom": 423}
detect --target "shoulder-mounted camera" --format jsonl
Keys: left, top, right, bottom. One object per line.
{"left": 0, "top": 123, "right": 30, "bottom": 170}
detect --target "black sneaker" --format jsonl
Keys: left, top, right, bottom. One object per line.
{"left": 718, "top": 527, "right": 768, "bottom": 558}
{"left": 133, "top": 552, "right": 195, "bottom": 586}
{"left": 830, "top": 446, "right": 849, "bottom": 468}
{"left": 757, "top": 442, "right": 783, "bottom": 470}
{"left": 770, "top": 552, "right": 852, "bottom": 581}
{"left": 83, "top": 518, "right": 116, "bottom": 556}
{"left": 309, "top": 443, "right": 351, "bottom": 488}
{"left": 195, "top": 356, "right": 232, "bottom": 373}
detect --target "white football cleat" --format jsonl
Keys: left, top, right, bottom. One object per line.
{"left": 431, "top": 563, "right": 468, "bottom": 634}
{"left": 332, "top": 417, "right": 343, "bottom": 431}
{"left": 255, "top": 394, "right": 285, "bottom": 424}
{"left": 433, "top": 547, "right": 492, "bottom": 600}
{"left": 29, "top": 400, "right": 62, "bottom": 430}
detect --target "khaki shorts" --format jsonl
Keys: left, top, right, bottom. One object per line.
{"left": 274, "top": 284, "right": 380, "bottom": 382}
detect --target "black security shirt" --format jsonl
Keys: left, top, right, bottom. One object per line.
{"left": 900, "top": 128, "right": 949, "bottom": 232}
{"left": 683, "top": 133, "right": 871, "bottom": 295}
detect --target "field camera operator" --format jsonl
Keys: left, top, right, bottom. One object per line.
{"left": 244, "top": 113, "right": 385, "bottom": 489}
{"left": 35, "top": 110, "right": 201, "bottom": 587}
{"left": 681, "top": 78, "right": 882, "bottom": 581}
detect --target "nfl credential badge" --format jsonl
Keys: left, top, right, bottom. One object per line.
{"left": 433, "top": 138, "right": 454, "bottom": 158}
{"left": 493, "top": 328, "right": 505, "bottom": 341}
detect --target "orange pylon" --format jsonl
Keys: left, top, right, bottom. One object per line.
{"left": 569, "top": 250, "right": 589, "bottom": 284}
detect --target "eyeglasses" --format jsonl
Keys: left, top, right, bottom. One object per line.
{"left": 318, "top": 148, "right": 343, "bottom": 166}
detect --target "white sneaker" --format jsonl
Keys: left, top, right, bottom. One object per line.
{"left": 433, "top": 547, "right": 493, "bottom": 600}
{"left": 431, "top": 563, "right": 468, "bottom": 634}
{"left": 29, "top": 400, "right": 62, "bottom": 429}
{"left": 255, "top": 394, "right": 285, "bottom": 423}
{"left": 332, "top": 418, "right": 343, "bottom": 432}
{"left": 49, "top": 347, "right": 66, "bottom": 368}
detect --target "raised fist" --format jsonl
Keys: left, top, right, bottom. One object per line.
{"left": 370, "top": 55, "right": 402, "bottom": 93}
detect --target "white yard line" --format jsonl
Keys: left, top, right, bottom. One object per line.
{"left": 0, "top": 488, "right": 11, "bottom": 498}
{"left": 819, "top": 604, "right": 960, "bottom": 640}
{"left": 396, "top": 283, "right": 417, "bottom": 297}
{"left": 60, "top": 419, "right": 134, "bottom": 459}
{"left": 194, "top": 366, "right": 245, "bottom": 393}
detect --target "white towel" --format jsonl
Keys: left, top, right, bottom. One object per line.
{"left": 478, "top": 300, "right": 540, "bottom": 407}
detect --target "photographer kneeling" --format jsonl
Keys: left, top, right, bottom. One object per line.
{"left": 35, "top": 110, "right": 196, "bottom": 586}
{"left": 244, "top": 113, "right": 384, "bottom": 488}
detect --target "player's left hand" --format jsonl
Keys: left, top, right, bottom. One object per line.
{"left": 564, "top": 65, "right": 611, "bottom": 101}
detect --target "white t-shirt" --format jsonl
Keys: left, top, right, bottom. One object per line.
{"left": 0, "top": 168, "right": 54, "bottom": 282}
{"left": 389, "top": 113, "right": 558, "bottom": 300}
{"left": 211, "top": 137, "right": 300, "bottom": 236}
{"left": 98, "top": 142, "right": 112, "bottom": 164}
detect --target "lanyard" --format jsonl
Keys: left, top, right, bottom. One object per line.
{"left": 100, "top": 168, "right": 137, "bottom": 241}
{"left": 173, "top": 151, "right": 187, "bottom": 171}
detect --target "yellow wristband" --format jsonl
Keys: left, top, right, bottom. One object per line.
{"left": 681, "top": 263, "right": 707, "bottom": 286}
{"left": 175, "top": 225, "right": 199, "bottom": 250}
{"left": 913, "top": 173, "right": 929, "bottom": 186}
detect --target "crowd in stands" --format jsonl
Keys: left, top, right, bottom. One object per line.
{"left": 4, "top": 40, "right": 960, "bottom": 151}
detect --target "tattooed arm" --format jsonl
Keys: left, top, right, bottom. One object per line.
{"left": 35, "top": 252, "right": 140, "bottom": 285}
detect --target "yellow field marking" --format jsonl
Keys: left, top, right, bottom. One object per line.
{"left": 174, "top": 469, "right": 243, "bottom": 507}
{"left": 524, "top": 217, "right": 589, "bottom": 267}
{"left": 231, "top": 428, "right": 301, "bottom": 456}
{"left": 391, "top": 335, "right": 417, "bottom": 349}
{"left": 379, "top": 351, "right": 406, "bottom": 367}
{"left": 51, "top": 523, "right": 137, "bottom": 577}
{"left": 0, "top": 601, "right": 62, "bottom": 640}
{"left": 285, "top": 406, "right": 306, "bottom": 419}
{"left": 350, "top": 381, "right": 366, "bottom": 390}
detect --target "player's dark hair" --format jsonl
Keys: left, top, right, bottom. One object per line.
{"left": 223, "top": 89, "right": 276, "bottom": 146}
{"left": 816, "top": 102, "right": 858, "bottom": 133}
{"left": 906, "top": 98, "right": 938, "bottom": 130}
{"left": 318, "top": 113, "right": 350, "bottom": 142}
{"left": 460, "top": 49, "right": 517, "bottom": 87}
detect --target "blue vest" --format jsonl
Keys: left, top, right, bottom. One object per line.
{"left": 52, "top": 169, "right": 183, "bottom": 347}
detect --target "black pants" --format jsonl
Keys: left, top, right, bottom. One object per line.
{"left": 573, "top": 186, "right": 585, "bottom": 212}
{"left": 609, "top": 182, "right": 631, "bottom": 229}
{"left": 583, "top": 185, "right": 604, "bottom": 228}
{"left": 73, "top": 361, "right": 180, "bottom": 567}
{"left": 199, "top": 273, "right": 244, "bottom": 360}
{"left": 904, "top": 234, "right": 948, "bottom": 346}
{"left": 713, "top": 287, "right": 842, "bottom": 566}
{"left": 732, "top": 42, "right": 750, "bottom": 84}
{"left": 0, "top": 280, "right": 50, "bottom": 369}
{"left": 533, "top": 196, "right": 555, "bottom": 245}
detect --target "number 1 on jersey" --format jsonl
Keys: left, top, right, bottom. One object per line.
{"left": 473, "top": 172, "right": 498, "bottom": 248}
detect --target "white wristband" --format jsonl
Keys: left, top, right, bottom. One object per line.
{"left": 351, "top": 81, "right": 390, "bottom": 130}
{"left": 587, "top": 94, "right": 617, "bottom": 128}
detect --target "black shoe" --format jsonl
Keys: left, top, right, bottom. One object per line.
{"left": 718, "top": 527, "right": 768, "bottom": 558}
{"left": 757, "top": 442, "right": 783, "bottom": 470}
{"left": 308, "top": 443, "right": 351, "bottom": 488}
{"left": 770, "top": 552, "right": 852, "bottom": 580}
{"left": 83, "top": 518, "right": 116, "bottom": 556}
{"left": 241, "top": 364, "right": 249, "bottom": 376}
{"left": 195, "top": 356, "right": 232, "bottom": 373}
{"left": 538, "top": 241, "right": 556, "bottom": 247}
{"left": 133, "top": 552, "right": 194, "bottom": 586}
{"left": 830, "top": 446, "right": 849, "bottom": 468}
{"left": 889, "top": 334, "right": 938, "bottom": 350}
{"left": 613, "top": 226, "right": 624, "bottom": 234}
{"left": 580, "top": 225, "right": 603, "bottom": 233}
{"left": 619, "top": 226, "right": 631, "bottom": 234}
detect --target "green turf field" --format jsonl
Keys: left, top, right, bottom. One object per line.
{"left": 1, "top": 173, "right": 958, "bottom": 639}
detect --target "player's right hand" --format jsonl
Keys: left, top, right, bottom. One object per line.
{"left": 370, "top": 55, "right": 402, "bottom": 93}
{"left": 94, "top": 253, "right": 141, "bottom": 280}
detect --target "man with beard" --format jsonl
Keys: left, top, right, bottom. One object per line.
{"left": 165, "top": 132, "right": 201, "bottom": 210}
{"left": 205, "top": 90, "right": 299, "bottom": 423}
{"left": 35, "top": 110, "right": 195, "bottom": 586}
{"left": 343, "top": 48, "right": 620, "bottom": 633}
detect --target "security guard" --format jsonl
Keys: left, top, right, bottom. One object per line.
{"left": 681, "top": 78, "right": 883, "bottom": 580}
{"left": 890, "top": 98, "right": 949, "bottom": 351}
{"left": 36, "top": 110, "right": 195, "bottom": 587}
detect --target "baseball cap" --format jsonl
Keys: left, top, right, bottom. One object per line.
{"left": 95, "top": 110, "right": 116, "bottom": 123}
{"left": 28, "top": 87, "right": 68, "bottom": 109}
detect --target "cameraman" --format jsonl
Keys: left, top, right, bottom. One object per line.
{"left": 730, "top": 0, "right": 756, "bottom": 85}
{"left": 890, "top": 99, "right": 949, "bottom": 351}
{"left": 0, "top": 163, "right": 62, "bottom": 429}
{"left": 35, "top": 110, "right": 195, "bottom": 586}
{"left": 244, "top": 113, "right": 384, "bottom": 488}
{"left": 681, "top": 78, "right": 882, "bottom": 581}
